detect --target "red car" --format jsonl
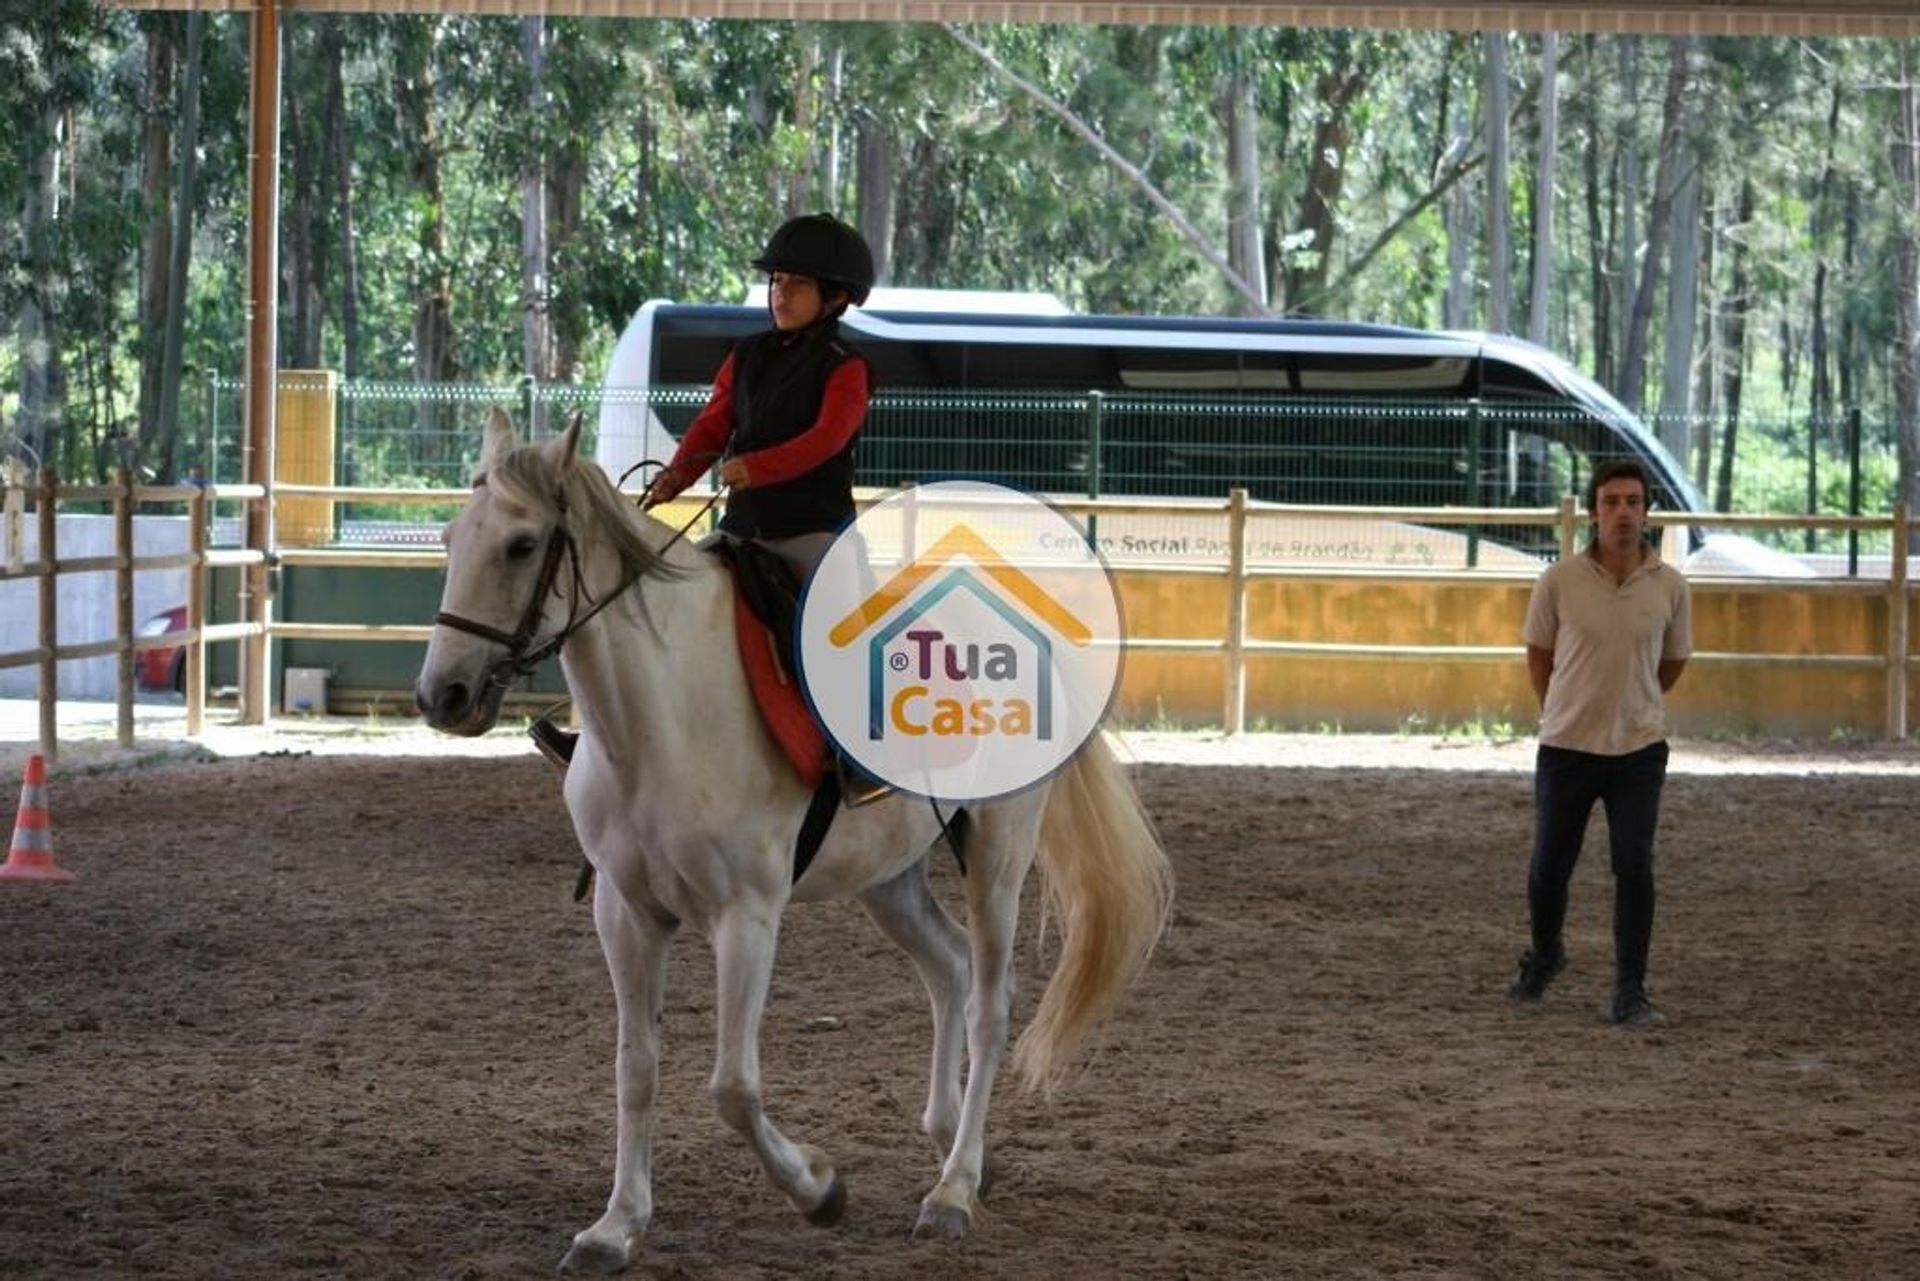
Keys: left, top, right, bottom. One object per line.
{"left": 135, "top": 605, "right": 188, "bottom": 693}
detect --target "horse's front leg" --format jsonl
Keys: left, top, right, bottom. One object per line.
{"left": 710, "top": 903, "right": 846, "bottom": 1225}
{"left": 560, "top": 872, "right": 677, "bottom": 1276}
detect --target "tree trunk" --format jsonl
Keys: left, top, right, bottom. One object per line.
{"left": 17, "top": 105, "right": 66, "bottom": 474}
{"left": 1809, "top": 79, "right": 1844, "bottom": 435}
{"left": 394, "top": 20, "right": 457, "bottom": 448}
{"left": 520, "top": 16, "right": 550, "bottom": 432}
{"left": 1527, "top": 32, "right": 1558, "bottom": 346}
{"left": 136, "top": 20, "right": 176, "bottom": 477}
{"left": 1619, "top": 37, "right": 1694, "bottom": 415}
{"left": 155, "top": 11, "right": 204, "bottom": 485}
{"left": 944, "top": 24, "right": 1271, "bottom": 314}
{"left": 855, "top": 110, "right": 896, "bottom": 286}
{"left": 1284, "top": 69, "right": 1367, "bottom": 313}
{"left": 1893, "top": 81, "right": 1920, "bottom": 540}
{"left": 1616, "top": 37, "right": 1642, "bottom": 374}
{"left": 284, "top": 73, "right": 325, "bottom": 372}
{"left": 1583, "top": 35, "right": 1614, "bottom": 388}
{"left": 1657, "top": 145, "right": 1702, "bottom": 463}
{"left": 325, "top": 18, "right": 360, "bottom": 480}
{"left": 1483, "top": 32, "right": 1511, "bottom": 334}
{"left": 1693, "top": 179, "right": 1718, "bottom": 493}
{"left": 785, "top": 38, "right": 818, "bottom": 217}
{"left": 1714, "top": 178, "right": 1755, "bottom": 515}
{"left": 1839, "top": 180, "right": 1860, "bottom": 413}
{"left": 1224, "top": 30, "right": 1267, "bottom": 316}
{"left": 1442, "top": 42, "right": 1473, "bottom": 330}
{"left": 548, "top": 143, "right": 585, "bottom": 383}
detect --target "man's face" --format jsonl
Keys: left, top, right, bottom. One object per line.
{"left": 1593, "top": 476, "right": 1649, "bottom": 548}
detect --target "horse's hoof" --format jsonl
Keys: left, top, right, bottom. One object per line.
{"left": 912, "top": 1202, "right": 973, "bottom": 1240}
{"left": 558, "top": 1237, "right": 629, "bottom": 1276}
{"left": 805, "top": 1173, "right": 848, "bottom": 1227}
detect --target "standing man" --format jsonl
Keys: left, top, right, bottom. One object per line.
{"left": 1509, "top": 459, "right": 1691, "bottom": 1028}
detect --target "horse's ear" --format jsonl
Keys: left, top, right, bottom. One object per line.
{"left": 478, "top": 407, "right": 518, "bottom": 478}
{"left": 549, "top": 412, "right": 583, "bottom": 473}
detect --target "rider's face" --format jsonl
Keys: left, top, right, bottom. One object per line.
{"left": 769, "top": 272, "right": 827, "bottom": 331}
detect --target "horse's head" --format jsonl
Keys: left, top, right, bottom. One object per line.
{"left": 414, "top": 408, "right": 581, "bottom": 735}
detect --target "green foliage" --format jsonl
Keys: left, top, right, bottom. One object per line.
{"left": 1, "top": 16, "right": 1912, "bottom": 505}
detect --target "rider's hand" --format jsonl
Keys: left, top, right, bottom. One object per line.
{"left": 719, "top": 457, "right": 751, "bottom": 489}
{"left": 641, "top": 469, "right": 679, "bottom": 510}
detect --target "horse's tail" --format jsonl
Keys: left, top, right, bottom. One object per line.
{"left": 1013, "top": 732, "right": 1174, "bottom": 1094}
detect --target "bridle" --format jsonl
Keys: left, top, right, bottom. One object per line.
{"left": 431, "top": 469, "right": 723, "bottom": 695}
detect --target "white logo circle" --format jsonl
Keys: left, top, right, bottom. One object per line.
{"left": 798, "top": 482, "right": 1124, "bottom": 802}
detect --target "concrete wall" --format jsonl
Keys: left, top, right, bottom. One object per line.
{"left": 0, "top": 515, "right": 191, "bottom": 699}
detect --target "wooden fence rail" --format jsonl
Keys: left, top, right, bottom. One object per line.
{"left": 1, "top": 478, "right": 1913, "bottom": 762}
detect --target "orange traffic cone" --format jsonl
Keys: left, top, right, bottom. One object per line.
{"left": 1, "top": 754, "right": 73, "bottom": 884}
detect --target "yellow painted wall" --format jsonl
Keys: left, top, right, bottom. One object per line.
{"left": 275, "top": 371, "right": 337, "bottom": 547}
{"left": 1107, "top": 568, "right": 1917, "bottom": 739}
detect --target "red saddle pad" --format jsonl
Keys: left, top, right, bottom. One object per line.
{"left": 733, "top": 588, "right": 828, "bottom": 790}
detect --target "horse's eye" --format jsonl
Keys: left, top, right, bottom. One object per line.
{"left": 507, "top": 535, "right": 540, "bottom": 561}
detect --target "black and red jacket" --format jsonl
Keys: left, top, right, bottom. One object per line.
{"left": 656, "top": 321, "right": 870, "bottom": 540}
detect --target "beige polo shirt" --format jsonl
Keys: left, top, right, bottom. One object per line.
{"left": 1523, "top": 546, "right": 1692, "bottom": 756}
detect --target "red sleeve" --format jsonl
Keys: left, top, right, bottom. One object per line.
{"left": 735, "top": 357, "right": 870, "bottom": 488}
{"left": 654, "top": 354, "right": 736, "bottom": 498}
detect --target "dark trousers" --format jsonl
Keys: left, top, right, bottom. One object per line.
{"left": 1528, "top": 740, "right": 1669, "bottom": 993}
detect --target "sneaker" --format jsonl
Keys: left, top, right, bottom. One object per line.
{"left": 1611, "top": 989, "right": 1666, "bottom": 1029}
{"left": 1508, "top": 946, "right": 1567, "bottom": 1001}
{"left": 530, "top": 718, "right": 577, "bottom": 772}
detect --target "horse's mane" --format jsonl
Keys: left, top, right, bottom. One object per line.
{"left": 486, "top": 440, "right": 689, "bottom": 586}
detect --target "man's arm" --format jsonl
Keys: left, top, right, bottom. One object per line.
{"left": 1527, "top": 645, "right": 1554, "bottom": 707}
{"left": 1658, "top": 657, "right": 1687, "bottom": 692}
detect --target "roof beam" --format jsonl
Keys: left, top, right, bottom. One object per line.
{"left": 103, "top": 1, "right": 1920, "bottom": 40}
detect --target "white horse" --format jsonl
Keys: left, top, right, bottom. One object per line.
{"left": 415, "top": 411, "right": 1173, "bottom": 1274}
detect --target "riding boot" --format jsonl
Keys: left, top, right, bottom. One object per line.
{"left": 838, "top": 752, "right": 894, "bottom": 808}
{"left": 530, "top": 717, "right": 577, "bottom": 773}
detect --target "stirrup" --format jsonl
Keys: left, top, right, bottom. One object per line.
{"left": 530, "top": 717, "right": 577, "bottom": 772}
{"left": 838, "top": 756, "right": 894, "bottom": 809}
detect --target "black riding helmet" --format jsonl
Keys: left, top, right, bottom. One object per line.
{"left": 752, "top": 214, "right": 875, "bottom": 307}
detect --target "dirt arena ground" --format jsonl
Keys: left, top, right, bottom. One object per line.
{"left": 3, "top": 736, "right": 1916, "bottom": 1279}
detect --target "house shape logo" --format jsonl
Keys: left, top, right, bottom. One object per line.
{"left": 828, "top": 524, "right": 1092, "bottom": 743}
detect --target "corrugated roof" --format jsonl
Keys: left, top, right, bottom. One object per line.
{"left": 99, "top": 1, "right": 1920, "bottom": 39}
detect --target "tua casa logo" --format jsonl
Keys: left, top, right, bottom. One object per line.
{"left": 798, "top": 481, "right": 1124, "bottom": 802}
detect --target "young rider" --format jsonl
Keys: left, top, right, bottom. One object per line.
{"left": 534, "top": 214, "right": 883, "bottom": 805}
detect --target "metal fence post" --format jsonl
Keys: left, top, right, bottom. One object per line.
{"left": 1891, "top": 501, "right": 1910, "bottom": 741}
{"left": 1466, "top": 399, "right": 1482, "bottom": 570}
{"left": 1085, "top": 390, "right": 1104, "bottom": 548}
{"left": 1224, "top": 487, "right": 1248, "bottom": 736}
{"left": 1847, "top": 407, "right": 1862, "bottom": 577}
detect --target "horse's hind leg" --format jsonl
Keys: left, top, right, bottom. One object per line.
{"left": 915, "top": 804, "right": 1042, "bottom": 1240}
{"left": 858, "top": 858, "right": 969, "bottom": 1161}
{"left": 560, "top": 876, "right": 676, "bottom": 1276}
{"left": 709, "top": 904, "right": 845, "bottom": 1224}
